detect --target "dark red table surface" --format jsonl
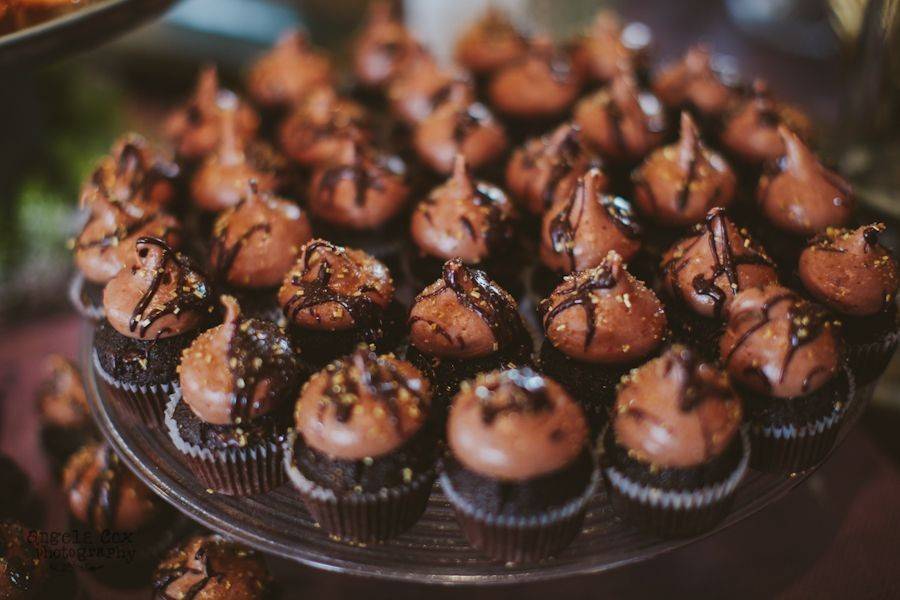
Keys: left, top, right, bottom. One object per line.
{"left": 1, "top": 313, "right": 899, "bottom": 599}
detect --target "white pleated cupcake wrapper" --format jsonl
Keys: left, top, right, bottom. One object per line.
{"left": 603, "top": 428, "right": 751, "bottom": 513}
{"left": 68, "top": 272, "right": 105, "bottom": 321}
{"left": 164, "top": 391, "right": 285, "bottom": 496}
{"left": 438, "top": 455, "right": 600, "bottom": 562}
{"left": 283, "top": 430, "right": 436, "bottom": 543}
{"left": 92, "top": 349, "right": 175, "bottom": 428}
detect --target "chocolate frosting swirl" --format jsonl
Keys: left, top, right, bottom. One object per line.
{"left": 408, "top": 259, "right": 530, "bottom": 360}
{"left": 278, "top": 87, "right": 370, "bottom": 167}
{"left": 540, "top": 251, "right": 667, "bottom": 364}
{"left": 278, "top": 239, "right": 394, "bottom": 332}
{"left": 388, "top": 46, "right": 474, "bottom": 125}
{"left": 652, "top": 45, "right": 739, "bottom": 118}
{"left": 576, "top": 10, "right": 651, "bottom": 84}
{"left": 454, "top": 8, "right": 528, "bottom": 75}
{"left": 613, "top": 345, "right": 742, "bottom": 469}
{"left": 411, "top": 154, "right": 517, "bottom": 263}
{"left": 413, "top": 99, "right": 508, "bottom": 175}
{"left": 295, "top": 346, "right": 430, "bottom": 460}
{"left": 246, "top": 30, "right": 333, "bottom": 108}
{"left": 633, "top": 111, "right": 737, "bottom": 227}
{"left": 798, "top": 224, "right": 899, "bottom": 317}
{"left": 757, "top": 126, "right": 854, "bottom": 237}
{"left": 37, "top": 355, "right": 90, "bottom": 429}
{"left": 661, "top": 208, "right": 777, "bottom": 319}
{"left": 540, "top": 168, "right": 642, "bottom": 273}
{"left": 720, "top": 285, "right": 840, "bottom": 398}
{"left": 447, "top": 368, "right": 588, "bottom": 481}
{"left": 103, "top": 237, "right": 211, "bottom": 340}
{"left": 352, "top": 1, "right": 417, "bottom": 89}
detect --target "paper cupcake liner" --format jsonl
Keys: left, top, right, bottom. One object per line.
{"left": 602, "top": 428, "right": 750, "bottom": 538}
{"left": 93, "top": 350, "right": 175, "bottom": 429}
{"left": 845, "top": 328, "right": 899, "bottom": 387}
{"left": 68, "top": 272, "right": 105, "bottom": 321}
{"left": 439, "top": 459, "right": 600, "bottom": 563}
{"left": 283, "top": 431, "right": 436, "bottom": 544}
{"left": 164, "top": 393, "right": 285, "bottom": 496}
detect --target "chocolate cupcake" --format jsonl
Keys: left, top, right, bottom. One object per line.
{"left": 660, "top": 208, "right": 777, "bottom": 356}
{"left": 284, "top": 346, "right": 437, "bottom": 542}
{"left": 246, "top": 29, "right": 333, "bottom": 111}
{"left": 388, "top": 46, "right": 474, "bottom": 126}
{"left": 575, "top": 10, "right": 652, "bottom": 85}
{"left": 209, "top": 182, "right": 313, "bottom": 321}
{"left": 652, "top": 45, "right": 740, "bottom": 123}
{"left": 153, "top": 534, "right": 272, "bottom": 600}
{"left": 0, "top": 520, "right": 51, "bottom": 599}
{"left": 36, "top": 355, "right": 95, "bottom": 469}
{"left": 454, "top": 8, "right": 528, "bottom": 77}
{"left": 278, "top": 239, "right": 402, "bottom": 367}
{"left": 602, "top": 345, "right": 748, "bottom": 537}
{"left": 539, "top": 251, "right": 667, "bottom": 432}
{"left": 166, "top": 295, "right": 301, "bottom": 495}
{"left": 407, "top": 259, "right": 532, "bottom": 415}
{"left": 409, "top": 154, "right": 518, "bottom": 285}
{"left": 720, "top": 285, "right": 852, "bottom": 472}
{"left": 573, "top": 73, "right": 667, "bottom": 168}
{"left": 505, "top": 123, "right": 605, "bottom": 217}
{"left": 278, "top": 87, "right": 370, "bottom": 168}
{"left": 71, "top": 194, "right": 182, "bottom": 321}
{"left": 798, "top": 224, "right": 899, "bottom": 385}
{"left": 93, "top": 237, "right": 212, "bottom": 427}
{"left": 539, "top": 168, "right": 643, "bottom": 288}
{"left": 165, "top": 66, "right": 259, "bottom": 163}
{"left": 720, "top": 80, "right": 815, "bottom": 168}
{"left": 352, "top": 1, "right": 417, "bottom": 90}
{"left": 190, "top": 99, "right": 282, "bottom": 213}
{"left": 632, "top": 112, "right": 736, "bottom": 228}
{"left": 440, "top": 368, "right": 597, "bottom": 562}
{"left": 488, "top": 36, "right": 583, "bottom": 123}
{"left": 413, "top": 99, "right": 508, "bottom": 175}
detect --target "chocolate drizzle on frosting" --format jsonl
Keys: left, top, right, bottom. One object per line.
{"left": 83, "top": 135, "right": 179, "bottom": 212}
{"left": 475, "top": 367, "right": 552, "bottom": 425}
{"left": 541, "top": 259, "right": 617, "bottom": 350}
{"left": 153, "top": 541, "right": 221, "bottom": 600}
{"left": 64, "top": 444, "right": 124, "bottom": 531}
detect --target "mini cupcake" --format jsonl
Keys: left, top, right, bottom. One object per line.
{"left": 573, "top": 73, "right": 667, "bottom": 169}
{"left": 440, "top": 368, "right": 597, "bottom": 562}
{"left": 632, "top": 112, "right": 736, "bottom": 229}
{"left": 505, "top": 123, "right": 605, "bottom": 217}
{"left": 166, "top": 295, "right": 301, "bottom": 495}
{"left": 488, "top": 36, "right": 584, "bottom": 124}
{"left": 409, "top": 154, "right": 518, "bottom": 285}
{"left": 602, "top": 345, "right": 748, "bottom": 537}
{"left": 165, "top": 66, "right": 259, "bottom": 163}
{"left": 190, "top": 100, "right": 282, "bottom": 213}
{"left": 720, "top": 285, "right": 852, "bottom": 472}
{"left": 660, "top": 208, "right": 777, "bottom": 356}
{"left": 93, "top": 237, "right": 212, "bottom": 427}
{"left": 387, "top": 45, "right": 473, "bottom": 127}
{"left": 352, "top": 1, "right": 417, "bottom": 91}
{"left": 539, "top": 168, "right": 643, "bottom": 290}
{"left": 798, "top": 224, "right": 899, "bottom": 385}
{"left": 278, "top": 87, "right": 370, "bottom": 168}
{"left": 413, "top": 99, "right": 508, "bottom": 176}
{"left": 62, "top": 442, "right": 175, "bottom": 581}
{"left": 756, "top": 126, "right": 854, "bottom": 269}
{"left": 574, "top": 10, "right": 652, "bottom": 85}
{"left": 278, "top": 239, "right": 402, "bottom": 367}
{"left": 720, "top": 80, "right": 815, "bottom": 168}
{"left": 0, "top": 521, "right": 51, "bottom": 599}
{"left": 209, "top": 182, "right": 312, "bottom": 321}
{"left": 539, "top": 251, "right": 667, "bottom": 432}
{"left": 407, "top": 259, "right": 532, "bottom": 415}
{"left": 153, "top": 534, "right": 273, "bottom": 599}
{"left": 652, "top": 45, "right": 740, "bottom": 124}
{"left": 71, "top": 195, "right": 182, "bottom": 321}
{"left": 454, "top": 8, "right": 528, "bottom": 78}
{"left": 79, "top": 133, "right": 180, "bottom": 216}
{"left": 246, "top": 29, "right": 333, "bottom": 111}
{"left": 284, "top": 346, "right": 438, "bottom": 542}
{"left": 36, "top": 355, "right": 95, "bottom": 469}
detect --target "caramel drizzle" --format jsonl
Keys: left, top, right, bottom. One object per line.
{"left": 722, "top": 291, "right": 831, "bottom": 393}
{"left": 540, "top": 264, "right": 618, "bottom": 350}
{"left": 317, "top": 348, "right": 426, "bottom": 433}
{"left": 154, "top": 541, "right": 229, "bottom": 600}
{"left": 67, "top": 446, "right": 123, "bottom": 531}
{"left": 411, "top": 259, "right": 528, "bottom": 353}
{"left": 282, "top": 240, "right": 382, "bottom": 329}
{"left": 478, "top": 368, "right": 552, "bottom": 425}
{"left": 128, "top": 237, "right": 209, "bottom": 338}
{"left": 0, "top": 527, "right": 40, "bottom": 593}
{"left": 661, "top": 209, "right": 773, "bottom": 318}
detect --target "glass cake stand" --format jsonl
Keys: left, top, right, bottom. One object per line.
{"left": 80, "top": 323, "right": 872, "bottom": 585}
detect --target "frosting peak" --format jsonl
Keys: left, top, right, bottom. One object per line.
{"left": 652, "top": 45, "right": 738, "bottom": 118}
{"left": 246, "top": 30, "right": 333, "bottom": 108}
{"left": 413, "top": 99, "right": 508, "bottom": 174}
{"left": 454, "top": 8, "right": 527, "bottom": 75}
